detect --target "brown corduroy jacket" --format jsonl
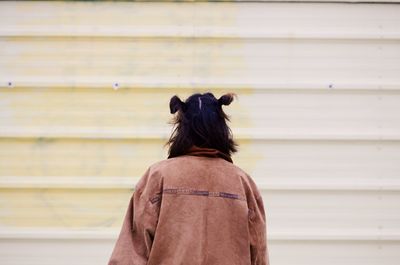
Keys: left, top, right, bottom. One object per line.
{"left": 108, "top": 145, "right": 270, "bottom": 265}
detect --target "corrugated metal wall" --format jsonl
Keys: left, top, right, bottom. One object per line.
{"left": 1, "top": 1, "right": 400, "bottom": 264}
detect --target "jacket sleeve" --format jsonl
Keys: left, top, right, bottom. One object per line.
{"left": 248, "top": 187, "right": 270, "bottom": 265}
{"left": 108, "top": 168, "right": 159, "bottom": 265}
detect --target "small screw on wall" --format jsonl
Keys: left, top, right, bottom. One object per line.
{"left": 7, "top": 81, "right": 13, "bottom": 88}
{"left": 113, "top": 82, "right": 119, "bottom": 90}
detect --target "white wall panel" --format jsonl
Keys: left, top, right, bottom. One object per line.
{"left": 0, "top": 1, "right": 399, "bottom": 265}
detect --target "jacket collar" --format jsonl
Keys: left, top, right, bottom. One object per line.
{"left": 185, "top": 145, "right": 233, "bottom": 163}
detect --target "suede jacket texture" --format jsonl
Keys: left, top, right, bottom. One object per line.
{"left": 108, "top": 145, "right": 270, "bottom": 265}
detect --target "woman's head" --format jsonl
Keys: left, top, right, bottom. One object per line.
{"left": 165, "top": 92, "right": 239, "bottom": 159}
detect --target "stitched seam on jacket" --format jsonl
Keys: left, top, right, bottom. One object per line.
{"left": 160, "top": 187, "right": 247, "bottom": 201}
{"left": 149, "top": 192, "right": 162, "bottom": 204}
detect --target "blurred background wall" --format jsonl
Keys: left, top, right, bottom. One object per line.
{"left": 1, "top": 1, "right": 400, "bottom": 264}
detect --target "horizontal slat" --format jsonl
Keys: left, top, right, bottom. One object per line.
{"left": 0, "top": 176, "right": 400, "bottom": 191}
{"left": 262, "top": 190, "right": 400, "bottom": 235}
{"left": 1, "top": 2, "right": 399, "bottom": 40}
{"left": 0, "top": 138, "right": 164, "bottom": 178}
{"left": 1, "top": 28, "right": 400, "bottom": 40}
{"left": 0, "top": 229, "right": 117, "bottom": 240}
{"left": 1, "top": 140, "right": 399, "bottom": 187}
{"left": 1, "top": 238, "right": 398, "bottom": 265}
{"left": 1, "top": 189, "right": 398, "bottom": 233}
{"left": 0, "top": 238, "right": 113, "bottom": 265}
{"left": 1, "top": 81, "right": 400, "bottom": 91}
{"left": 1, "top": 89, "right": 399, "bottom": 140}
{"left": 2, "top": 128, "right": 400, "bottom": 141}
{"left": 0, "top": 228, "right": 399, "bottom": 241}
{"left": 0, "top": 189, "right": 133, "bottom": 228}
{"left": 270, "top": 240, "right": 400, "bottom": 265}
{"left": 1, "top": 38, "right": 399, "bottom": 90}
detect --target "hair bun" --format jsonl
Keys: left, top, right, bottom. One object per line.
{"left": 169, "top": 95, "right": 187, "bottom": 114}
{"left": 218, "top": 93, "right": 236, "bottom": 106}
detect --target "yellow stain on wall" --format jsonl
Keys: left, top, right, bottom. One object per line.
{"left": 0, "top": 2, "right": 261, "bottom": 230}
{"left": 0, "top": 188, "right": 133, "bottom": 228}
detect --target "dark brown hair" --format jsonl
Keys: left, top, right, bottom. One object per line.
{"left": 164, "top": 92, "right": 239, "bottom": 159}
